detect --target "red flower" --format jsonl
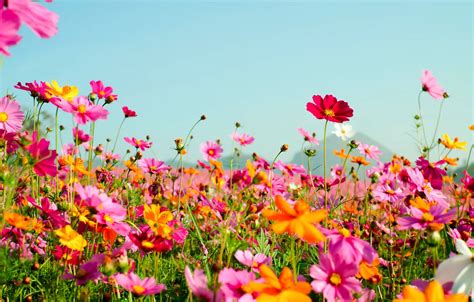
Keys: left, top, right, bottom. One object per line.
{"left": 122, "top": 106, "right": 137, "bottom": 118}
{"left": 306, "top": 94, "right": 353, "bottom": 123}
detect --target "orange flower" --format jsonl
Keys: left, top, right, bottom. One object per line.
{"left": 410, "top": 197, "right": 432, "bottom": 212}
{"left": 393, "top": 280, "right": 467, "bottom": 302}
{"left": 443, "top": 156, "right": 458, "bottom": 167}
{"left": 351, "top": 156, "right": 370, "bottom": 166}
{"left": 262, "top": 195, "right": 327, "bottom": 244}
{"left": 243, "top": 265, "right": 312, "bottom": 302}
{"left": 357, "top": 258, "right": 382, "bottom": 283}
{"left": 4, "top": 212, "right": 36, "bottom": 231}
{"left": 333, "top": 148, "right": 350, "bottom": 159}
{"left": 469, "top": 124, "right": 474, "bottom": 131}
{"left": 143, "top": 204, "right": 173, "bottom": 238}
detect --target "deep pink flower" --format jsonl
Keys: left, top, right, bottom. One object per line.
{"left": 297, "top": 127, "right": 319, "bottom": 145}
{"left": 7, "top": 0, "right": 59, "bottom": 39}
{"left": 0, "top": 96, "right": 24, "bottom": 133}
{"left": 310, "top": 252, "right": 362, "bottom": 302}
{"left": 90, "top": 80, "right": 117, "bottom": 103}
{"left": 124, "top": 137, "right": 152, "bottom": 151}
{"left": 231, "top": 132, "right": 255, "bottom": 146}
{"left": 15, "top": 81, "right": 50, "bottom": 101}
{"left": 306, "top": 94, "right": 354, "bottom": 123}
{"left": 416, "top": 157, "right": 446, "bottom": 190}
{"left": 62, "top": 96, "right": 109, "bottom": 125}
{"left": 0, "top": 9, "right": 21, "bottom": 56}
{"left": 325, "top": 229, "right": 377, "bottom": 264}
{"left": 421, "top": 70, "right": 446, "bottom": 100}
{"left": 184, "top": 266, "right": 213, "bottom": 301}
{"left": 372, "top": 183, "right": 405, "bottom": 203}
{"left": 0, "top": 130, "right": 20, "bottom": 153}
{"left": 115, "top": 272, "right": 166, "bottom": 296}
{"left": 274, "top": 160, "right": 306, "bottom": 176}
{"left": 397, "top": 205, "right": 456, "bottom": 231}
{"left": 63, "top": 255, "right": 104, "bottom": 285}
{"left": 122, "top": 106, "right": 137, "bottom": 118}
{"left": 357, "top": 142, "right": 381, "bottom": 160}
{"left": 200, "top": 140, "right": 223, "bottom": 161}
{"left": 218, "top": 268, "right": 256, "bottom": 301}
{"left": 27, "top": 132, "right": 58, "bottom": 177}
{"left": 461, "top": 171, "right": 474, "bottom": 194}
{"left": 137, "top": 158, "right": 169, "bottom": 174}
{"left": 72, "top": 127, "right": 90, "bottom": 144}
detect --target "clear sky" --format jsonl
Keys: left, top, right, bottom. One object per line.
{"left": 1, "top": 0, "right": 472, "bottom": 164}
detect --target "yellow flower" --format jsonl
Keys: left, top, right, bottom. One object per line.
{"left": 54, "top": 225, "right": 87, "bottom": 251}
{"left": 143, "top": 204, "right": 173, "bottom": 238}
{"left": 46, "top": 80, "right": 79, "bottom": 101}
{"left": 4, "top": 212, "right": 35, "bottom": 231}
{"left": 393, "top": 280, "right": 467, "bottom": 302}
{"left": 440, "top": 134, "right": 467, "bottom": 151}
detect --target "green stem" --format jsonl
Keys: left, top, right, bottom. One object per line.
{"left": 417, "top": 91, "right": 429, "bottom": 157}
{"left": 111, "top": 118, "right": 126, "bottom": 153}
{"left": 465, "top": 144, "right": 473, "bottom": 171}
{"left": 429, "top": 99, "right": 444, "bottom": 150}
{"left": 323, "top": 120, "right": 329, "bottom": 208}
{"left": 87, "top": 122, "right": 96, "bottom": 183}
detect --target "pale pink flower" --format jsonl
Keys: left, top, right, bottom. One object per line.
{"left": 0, "top": 96, "right": 24, "bottom": 133}
{"left": 231, "top": 132, "right": 255, "bottom": 146}
{"left": 137, "top": 158, "right": 169, "bottom": 174}
{"left": 298, "top": 127, "right": 319, "bottom": 145}
{"left": 115, "top": 272, "right": 166, "bottom": 296}
{"left": 200, "top": 140, "right": 223, "bottom": 161}
{"left": 184, "top": 266, "right": 213, "bottom": 301}
{"left": 0, "top": 10, "right": 21, "bottom": 56}
{"left": 234, "top": 249, "right": 271, "bottom": 272}
{"left": 124, "top": 137, "right": 152, "bottom": 151}
{"left": 421, "top": 70, "right": 446, "bottom": 100}
{"left": 62, "top": 96, "right": 109, "bottom": 125}
{"left": 7, "top": 0, "right": 58, "bottom": 39}
{"left": 274, "top": 160, "right": 306, "bottom": 176}
{"left": 357, "top": 142, "right": 381, "bottom": 160}
{"left": 218, "top": 268, "right": 255, "bottom": 302}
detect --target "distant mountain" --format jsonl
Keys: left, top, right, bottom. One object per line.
{"left": 290, "top": 132, "right": 394, "bottom": 175}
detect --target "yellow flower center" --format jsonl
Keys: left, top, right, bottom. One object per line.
{"left": 324, "top": 109, "right": 335, "bottom": 117}
{"left": 132, "top": 285, "right": 146, "bottom": 295}
{"left": 422, "top": 213, "right": 434, "bottom": 222}
{"left": 63, "top": 86, "right": 72, "bottom": 94}
{"left": 208, "top": 149, "right": 215, "bottom": 156}
{"left": 141, "top": 240, "right": 154, "bottom": 249}
{"left": 0, "top": 112, "right": 8, "bottom": 122}
{"left": 77, "top": 104, "right": 87, "bottom": 114}
{"left": 150, "top": 165, "right": 157, "bottom": 171}
{"left": 329, "top": 273, "right": 342, "bottom": 285}
{"left": 99, "top": 90, "right": 105, "bottom": 97}
{"left": 339, "top": 228, "right": 351, "bottom": 238}
{"left": 104, "top": 215, "right": 114, "bottom": 224}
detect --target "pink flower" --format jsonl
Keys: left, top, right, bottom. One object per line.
{"left": 372, "top": 183, "right": 405, "bottom": 203}
{"left": 325, "top": 229, "right": 377, "bottom": 264}
{"left": 62, "top": 96, "right": 109, "bottom": 125}
{"left": 184, "top": 266, "right": 213, "bottom": 301}
{"left": 124, "top": 137, "right": 152, "bottom": 151}
{"left": 200, "top": 140, "right": 223, "bottom": 161}
{"left": 397, "top": 205, "right": 456, "bottom": 231}
{"left": 231, "top": 132, "right": 255, "bottom": 146}
{"left": 357, "top": 143, "right": 381, "bottom": 160}
{"left": 274, "top": 160, "right": 306, "bottom": 176}
{"left": 115, "top": 272, "right": 166, "bottom": 296}
{"left": 90, "top": 80, "right": 117, "bottom": 103}
{"left": 234, "top": 249, "right": 271, "bottom": 272}
{"left": 15, "top": 81, "right": 50, "bottom": 101}
{"left": 306, "top": 94, "right": 354, "bottom": 123}
{"left": 297, "top": 128, "right": 319, "bottom": 145}
{"left": 137, "top": 158, "right": 169, "bottom": 174}
{"left": 0, "top": 96, "right": 24, "bottom": 133}
{"left": 72, "top": 127, "right": 90, "bottom": 144}
{"left": 310, "top": 252, "right": 362, "bottom": 302}
{"left": 7, "top": 0, "right": 59, "bottom": 39}
{"left": 27, "top": 132, "right": 58, "bottom": 177}
{"left": 218, "top": 268, "right": 255, "bottom": 301}
{"left": 122, "top": 106, "right": 137, "bottom": 118}
{"left": 63, "top": 255, "right": 104, "bottom": 285}
{"left": 416, "top": 157, "right": 446, "bottom": 190}
{"left": 421, "top": 70, "right": 446, "bottom": 99}
{"left": 0, "top": 10, "right": 21, "bottom": 56}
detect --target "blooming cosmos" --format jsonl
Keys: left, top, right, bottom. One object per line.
{"left": 115, "top": 272, "right": 166, "bottom": 296}
{"left": 0, "top": 10, "right": 21, "bottom": 56}
{"left": 440, "top": 134, "right": 468, "bottom": 151}
{"left": 143, "top": 204, "right": 173, "bottom": 238}
{"left": 122, "top": 106, "right": 137, "bottom": 118}
{"left": 62, "top": 96, "right": 109, "bottom": 125}
{"left": 90, "top": 80, "right": 117, "bottom": 103}
{"left": 262, "top": 195, "right": 327, "bottom": 244}
{"left": 333, "top": 123, "right": 354, "bottom": 141}
{"left": 124, "top": 137, "right": 152, "bottom": 151}
{"left": 200, "top": 140, "right": 223, "bottom": 161}
{"left": 421, "top": 70, "right": 446, "bottom": 100}
{"left": 394, "top": 280, "right": 468, "bottom": 302}
{"left": 231, "top": 132, "right": 255, "bottom": 146}
{"left": 27, "top": 132, "right": 58, "bottom": 177}
{"left": 358, "top": 142, "right": 382, "bottom": 160}
{"left": 306, "top": 94, "right": 354, "bottom": 123}
{"left": 54, "top": 225, "right": 87, "bottom": 252}
{"left": 0, "top": 96, "right": 24, "bottom": 133}
{"left": 297, "top": 127, "right": 319, "bottom": 145}
{"left": 137, "top": 158, "right": 169, "bottom": 174}
{"left": 46, "top": 80, "right": 79, "bottom": 102}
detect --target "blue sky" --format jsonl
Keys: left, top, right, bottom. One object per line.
{"left": 1, "top": 0, "right": 472, "bottom": 164}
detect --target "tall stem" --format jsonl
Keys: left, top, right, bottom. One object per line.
{"left": 87, "top": 122, "right": 96, "bottom": 183}
{"left": 111, "top": 118, "right": 126, "bottom": 153}
{"left": 323, "top": 120, "right": 329, "bottom": 209}
{"left": 417, "top": 91, "right": 429, "bottom": 157}
{"left": 429, "top": 99, "right": 444, "bottom": 150}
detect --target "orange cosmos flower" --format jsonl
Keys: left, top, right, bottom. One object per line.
{"left": 440, "top": 134, "right": 468, "bottom": 151}
{"left": 443, "top": 156, "right": 458, "bottom": 166}
{"left": 4, "top": 212, "right": 36, "bottom": 230}
{"left": 143, "top": 204, "right": 173, "bottom": 238}
{"left": 393, "top": 280, "right": 467, "bottom": 302}
{"left": 469, "top": 124, "right": 474, "bottom": 131}
{"left": 333, "top": 148, "right": 351, "bottom": 159}
{"left": 243, "top": 265, "right": 312, "bottom": 302}
{"left": 351, "top": 156, "right": 370, "bottom": 166}
{"left": 357, "top": 258, "right": 382, "bottom": 284}
{"left": 262, "top": 195, "right": 327, "bottom": 244}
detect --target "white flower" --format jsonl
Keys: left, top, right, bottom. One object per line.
{"left": 332, "top": 124, "right": 354, "bottom": 141}
{"left": 435, "top": 239, "right": 474, "bottom": 299}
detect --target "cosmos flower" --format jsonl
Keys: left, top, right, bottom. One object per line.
{"left": 15, "top": 81, "right": 50, "bottom": 100}
{"left": 0, "top": 96, "right": 24, "bottom": 133}
{"left": 72, "top": 127, "right": 90, "bottom": 144}
{"left": 333, "top": 124, "right": 354, "bottom": 141}
{"left": 0, "top": 10, "right": 22, "bottom": 56}
{"left": 137, "top": 158, "right": 169, "bottom": 174}
{"left": 200, "top": 140, "right": 223, "bottom": 161}
{"left": 325, "top": 228, "right": 377, "bottom": 264}
{"left": 231, "top": 132, "right": 255, "bottom": 146}
{"left": 90, "top": 80, "right": 117, "bottom": 102}
{"left": 184, "top": 267, "right": 213, "bottom": 301}
{"left": 310, "top": 252, "right": 362, "bottom": 302}
{"left": 26, "top": 132, "right": 58, "bottom": 177}
{"left": 143, "top": 204, "right": 173, "bottom": 238}
{"left": 62, "top": 96, "right": 108, "bottom": 125}
{"left": 273, "top": 160, "right": 306, "bottom": 176}
{"left": 416, "top": 157, "right": 447, "bottom": 190}
{"left": 7, "top": 0, "right": 59, "bottom": 39}
{"left": 122, "top": 106, "right": 137, "bottom": 118}
{"left": 297, "top": 127, "right": 319, "bottom": 145}
{"left": 421, "top": 70, "right": 446, "bottom": 100}
{"left": 440, "top": 134, "right": 468, "bottom": 151}
{"left": 218, "top": 268, "right": 256, "bottom": 302}
{"left": 358, "top": 142, "right": 382, "bottom": 160}
{"left": 124, "top": 137, "right": 152, "bottom": 151}
{"left": 397, "top": 205, "right": 456, "bottom": 231}
{"left": 394, "top": 280, "right": 467, "bottom": 302}
{"left": 115, "top": 272, "right": 166, "bottom": 296}
{"left": 54, "top": 225, "right": 87, "bottom": 252}
{"left": 306, "top": 94, "right": 354, "bottom": 123}
{"left": 234, "top": 249, "right": 272, "bottom": 272}
{"left": 243, "top": 265, "right": 312, "bottom": 302}
{"left": 262, "top": 195, "right": 327, "bottom": 244}
{"left": 46, "top": 80, "right": 79, "bottom": 101}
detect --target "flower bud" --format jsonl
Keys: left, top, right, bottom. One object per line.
{"left": 200, "top": 115, "right": 207, "bottom": 120}
{"left": 280, "top": 144, "right": 289, "bottom": 152}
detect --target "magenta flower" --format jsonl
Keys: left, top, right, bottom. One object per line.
{"left": 325, "top": 229, "right": 377, "bottom": 264}
{"left": 62, "top": 96, "right": 109, "bottom": 125}
{"left": 461, "top": 171, "right": 474, "bottom": 194}
{"left": 416, "top": 156, "right": 446, "bottom": 190}
{"left": 372, "top": 183, "right": 405, "bottom": 203}
{"left": 122, "top": 106, "right": 137, "bottom": 118}
{"left": 357, "top": 142, "right": 381, "bottom": 160}
{"left": 297, "top": 127, "right": 319, "bottom": 145}
{"left": 184, "top": 266, "right": 213, "bottom": 301}
{"left": 306, "top": 94, "right": 354, "bottom": 123}
{"left": 218, "top": 268, "right": 255, "bottom": 301}
{"left": 397, "top": 205, "right": 456, "bottom": 231}
{"left": 15, "top": 81, "right": 50, "bottom": 101}
{"left": 421, "top": 70, "right": 446, "bottom": 99}
{"left": 72, "top": 127, "right": 90, "bottom": 144}
{"left": 137, "top": 158, "right": 169, "bottom": 174}
{"left": 8, "top": 0, "right": 59, "bottom": 39}
{"left": 310, "top": 252, "right": 362, "bottom": 302}
{"left": 234, "top": 249, "right": 271, "bottom": 272}
{"left": 63, "top": 255, "right": 104, "bottom": 285}
{"left": 200, "top": 140, "right": 223, "bottom": 161}
{"left": 0, "top": 96, "right": 24, "bottom": 133}
{"left": 27, "top": 132, "right": 58, "bottom": 177}
{"left": 274, "top": 160, "right": 306, "bottom": 176}
{"left": 0, "top": 10, "right": 21, "bottom": 56}
{"left": 124, "top": 137, "right": 152, "bottom": 151}
{"left": 115, "top": 272, "right": 166, "bottom": 296}
{"left": 90, "top": 80, "right": 117, "bottom": 103}
{"left": 231, "top": 132, "right": 255, "bottom": 146}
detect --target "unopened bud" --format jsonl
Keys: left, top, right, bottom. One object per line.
{"left": 200, "top": 115, "right": 207, "bottom": 120}
{"left": 280, "top": 144, "right": 289, "bottom": 152}
{"left": 235, "top": 122, "right": 241, "bottom": 128}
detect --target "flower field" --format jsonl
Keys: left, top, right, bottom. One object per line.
{"left": 0, "top": 1, "right": 473, "bottom": 302}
